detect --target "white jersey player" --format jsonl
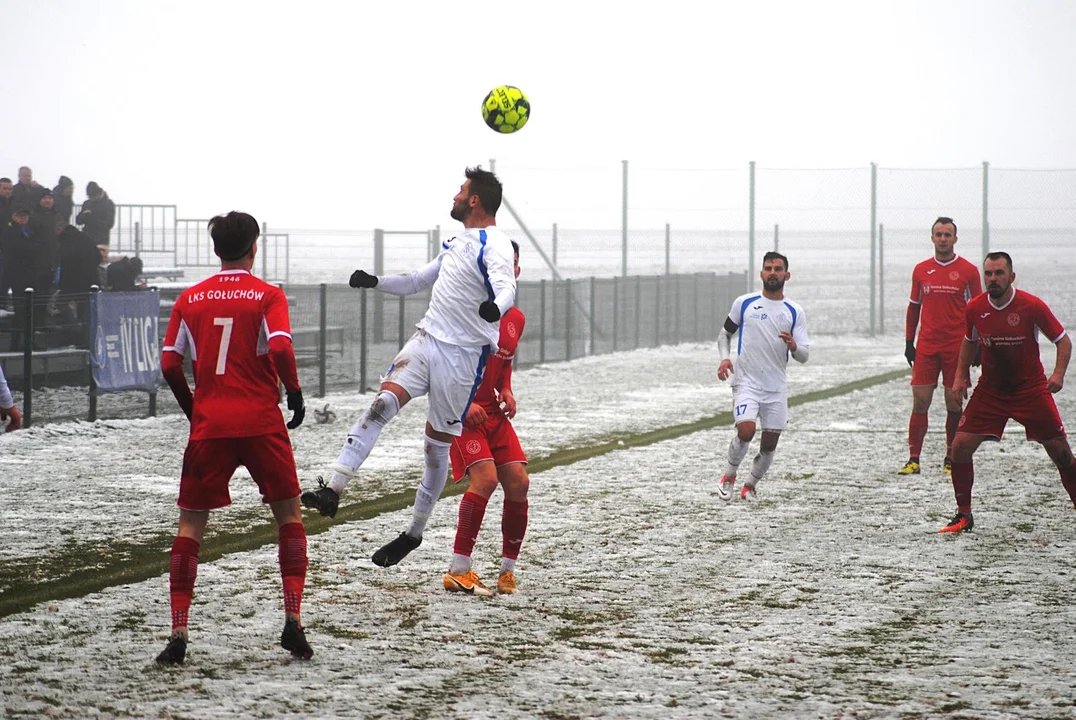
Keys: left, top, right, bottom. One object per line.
{"left": 716, "top": 251, "right": 809, "bottom": 501}
{"left": 302, "top": 167, "right": 517, "bottom": 570}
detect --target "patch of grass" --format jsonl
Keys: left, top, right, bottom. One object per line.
{"left": 317, "top": 622, "right": 371, "bottom": 640}
{"left": 0, "top": 368, "right": 910, "bottom": 619}
{"left": 1013, "top": 522, "right": 1035, "bottom": 533}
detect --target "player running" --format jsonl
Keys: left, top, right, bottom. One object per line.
{"left": 443, "top": 241, "right": 529, "bottom": 597}
{"left": 301, "top": 166, "right": 517, "bottom": 569}
{"left": 156, "top": 212, "right": 311, "bottom": 664}
{"left": 900, "top": 217, "right": 982, "bottom": 476}
{"left": 714, "top": 251, "right": 809, "bottom": 499}
{"left": 716, "top": 252, "right": 809, "bottom": 501}
{"left": 941, "top": 252, "right": 1075, "bottom": 532}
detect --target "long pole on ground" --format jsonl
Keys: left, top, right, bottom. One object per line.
{"left": 748, "top": 161, "right": 756, "bottom": 289}
{"left": 622, "top": 160, "right": 628, "bottom": 278}
{"left": 879, "top": 223, "right": 885, "bottom": 335}
{"left": 870, "top": 162, "right": 877, "bottom": 336}
{"left": 982, "top": 161, "right": 990, "bottom": 257}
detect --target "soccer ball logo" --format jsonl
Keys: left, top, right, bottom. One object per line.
{"left": 482, "top": 85, "right": 530, "bottom": 134}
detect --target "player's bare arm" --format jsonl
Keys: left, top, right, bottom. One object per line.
{"left": 717, "top": 316, "right": 737, "bottom": 381}
{"left": 952, "top": 338, "right": 978, "bottom": 400}
{"left": 1047, "top": 334, "right": 1071, "bottom": 394}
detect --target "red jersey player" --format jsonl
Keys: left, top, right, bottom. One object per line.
{"left": 443, "top": 241, "right": 529, "bottom": 596}
{"left": 900, "top": 217, "right": 983, "bottom": 476}
{"left": 941, "top": 251, "right": 1075, "bottom": 533}
{"left": 155, "top": 212, "right": 311, "bottom": 664}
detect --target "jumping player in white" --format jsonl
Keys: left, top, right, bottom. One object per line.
{"left": 716, "top": 251, "right": 810, "bottom": 501}
{"left": 301, "top": 167, "right": 517, "bottom": 568}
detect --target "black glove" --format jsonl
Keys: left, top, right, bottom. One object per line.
{"left": 904, "top": 339, "right": 916, "bottom": 367}
{"left": 478, "top": 300, "right": 501, "bottom": 323}
{"left": 349, "top": 270, "right": 378, "bottom": 289}
{"left": 286, "top": 389, "right": 305, "bottom": 429}
{"left": 971, "top": 345, "right": 982, "bottom": 368}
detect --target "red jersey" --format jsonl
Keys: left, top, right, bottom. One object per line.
{"left": 909, "top": 255, "right": 982, "bottom": 352}
{"left": 474, "top": 307, "right": 525, "bottom": 415}
{"left": 163, "top": 270, "right": 294, "bottom": 439}
{"left": 965, "top": 288, "right": 1066, "bottom": 396}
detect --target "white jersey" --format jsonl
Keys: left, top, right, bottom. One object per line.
{"left": 727, "top": 292, "right": 809, "bottom": 394}
{"left": 0, "top": 363, "right": 13, "bottom": 409}
{"left": 375, "top": 226, "right": 517, "bottom": 350}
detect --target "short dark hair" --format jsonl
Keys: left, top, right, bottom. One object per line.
{"left": 0, "top": 177, "right": 11, "bottom": 184}
{"left": 510, "top": 240, "right": 519, "bottom": 256}
{"left": 932, "top": 216, "right": 957, "bottom": 235}
{"left": 209, "top": 211, "right": 260, "bottom": 261}
{"left": 762, "top": 251, "right": 788, "bottom": 270}
{"left": 985, "top": 251, "right": 1013, "bottom": 272}
{"left": 465, "top": 166, "right": 502, "bottom": 216}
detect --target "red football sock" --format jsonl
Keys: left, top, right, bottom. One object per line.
{"left": 168, "top": 536, "right": 200, "bottom": 634}
{"left": 951, "top": 460, "right": 974, "bottom": 513}
{"left": 278, "top": 522, "right": 308, "bottom": 620}
{"left": 908, "top": 412, "right": 929, "bottom": 459}
{"left": 501, "top": 499, "right": 529, "bottom": 561}
{"left": 1059, "top": 463, "right": 1076, "bottom": 508}
{"left": 945, "top": 411, "right": 962, "bottom": 457}
{"left": 453, "top": 492, "right": 489, "bottom": 557}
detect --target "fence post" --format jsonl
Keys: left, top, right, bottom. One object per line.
{"left": 261, "top": 221, "right": 269, "bottom": 279}
{"left": 88, "top": 288, "right": 98, "bottom": 422}
{"left": 21, "top": 288, "right": 34, "bottom": 428}
{"left": 564, "top": 278, "right": 573, "bottom": 362}
{"left": 774, "top": 223, "right": 779, "bottom": 252}
{"left": 870, "top": 162, "right": 877, "bottom": 336}
{"left": 879, "top": 224, "right": 885, "bottom": 336}
{"left": 634, "top": 275, "right": 642, "bottom": 349}
{"left": 621, "top": 160, "right": 629, "bottom": 277}
{"left": 373, "top": 228, "right": 385, "bottom": 342}
{"left": 318, "top": 283, "right": 328, "bottom": 398}
{"left": 134, "top": 221, "right": 142, "bottom": 258}
{"left": 589, "top": 277, "right": 596, "bottom": 355}
{"left": 692, "top": 274, "right": 699, "bottom": 340}
{"left": 612, "top": 276, "right": 619, "bottom": 351}
{"left": 665, "top": 223, "right": 671, "bottom": 275}
{"left": 539, "top": 278, "right": 546, "bottom": 364}
{"left": 552, "top": 223, "right": 558, "bottom": 267}
{"left": 748, "top": 161, "right": 756, "bottom": 283}
{"left": 673, "top": 275, "right": 681, "bottom": 343}
{"left": 982, "top": 161, "right": 990, "bottom": 256}
{"left": 398, "top": 295, "right": 406, "bottom": 347}
{"left": 359, "top": 288, "right": 369, "bottom": 392}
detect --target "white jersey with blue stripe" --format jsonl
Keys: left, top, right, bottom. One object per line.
{"left": 375, "top": 226, "right": 516, "bottom": 351}
{"left": 727, "top": 292, "right": 809, "bottom": 394}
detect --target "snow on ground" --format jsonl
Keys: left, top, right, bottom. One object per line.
{"left": 3, "top": 337, "right": 1076, "bottom": 719}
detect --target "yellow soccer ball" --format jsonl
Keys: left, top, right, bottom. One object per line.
{"left": 482, "top": 85, "right": 530, "bottom": 134}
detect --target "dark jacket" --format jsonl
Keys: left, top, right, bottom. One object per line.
{"left": 29, "top": 208, "right": 60, "bottom": 272}
{"left": 76, "top": 193, "right": 116, "bottom": 245}
{"left": 52, "top": 187, "right": 75, "bottom": 224}
{"left": 12, "top": 182, "right": 46, "bottom": 211}
{"left": 0, "top": 222, "right": 50, "bottom": 292}
{"left": 0, "top": 196, "right": 11, "bottom": 225}
{"left": 106, "top": 257, "right": 142, "bottom": 291}
{"left": 58, "top": 226, "right": 102, "bottom": 294}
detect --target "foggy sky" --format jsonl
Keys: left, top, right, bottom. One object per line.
{"left": 2, "top": 0, "right": 1073, "bottom": 231}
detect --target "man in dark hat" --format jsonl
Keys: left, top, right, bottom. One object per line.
{"left": 30, "top": 189, "right": 61, "bottom": 292}
{"left": 76, "top": 181, "right": 116, "bottom": 246}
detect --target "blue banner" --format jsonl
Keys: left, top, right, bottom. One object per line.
{"left": 90, "top": 291, "right": 163, "bottom": 393}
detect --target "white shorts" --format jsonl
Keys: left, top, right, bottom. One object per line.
{"left": 732, "top": 386, "right": 788, "bottom": 431}
{"left": 380, "top": 330, "right": 490, "bottom": 436}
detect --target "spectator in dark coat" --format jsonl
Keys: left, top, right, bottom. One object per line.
{"left": 30, "top": 190, "right": 61, "bottom": 290}
{"left": 0, "top": 178, "right": 13, "bottom": 224}
{"left": 56, "top": 220, "right": 101, "bottom": 334}
{"left": 1, "top": 206, "right": 50, "bottom": 350}
{"left": 76, "top": 181, "right": 116, "bottom": 246}
{"left": 53, "top": 176, "right": 75, "bottom": 224}
{"left": 106, "top": 256, "right": 144, "bottom": 291}
{"left": 12, "top": 167, "right": 46, "bottom": 211}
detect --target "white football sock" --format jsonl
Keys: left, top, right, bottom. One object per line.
{"left": 328, "top": 390, "right": 400, "bottom": 495}
{"left": 501, "top": 557, "right": 517, "bottom": 574}
{"left": 724, "top": 435, "right": 751, "bottom": 478}
{"left": 748, "top": 450, "right": 775, "bottom": 486}
{"left": 449, "top": 553, "right": 471, "bottom": 575}
{"left": 406, "top": 436, "right": 452, "bottom": 538}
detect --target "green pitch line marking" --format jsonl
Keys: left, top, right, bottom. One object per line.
{"left": 0, "top": 367, "right": 908, "bottom": 619}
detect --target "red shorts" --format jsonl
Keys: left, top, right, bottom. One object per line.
{"left": 911, "top": 345, "right": 960, "bottom": 387}
{"left": 450, "top": 414, "right": 528, "bottom": 483}
{"left": 179, "top": 430, "right": 300, "bottom": 511}
{"left": 958, "top": 386, "right": 1067, "bottom": 443}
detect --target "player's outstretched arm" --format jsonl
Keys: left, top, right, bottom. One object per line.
{"left": 1047, "top": 334, "right": 1071, "bottom": 394}
{"left": 367, "top": 256, "right": 443, "bottom": 296}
